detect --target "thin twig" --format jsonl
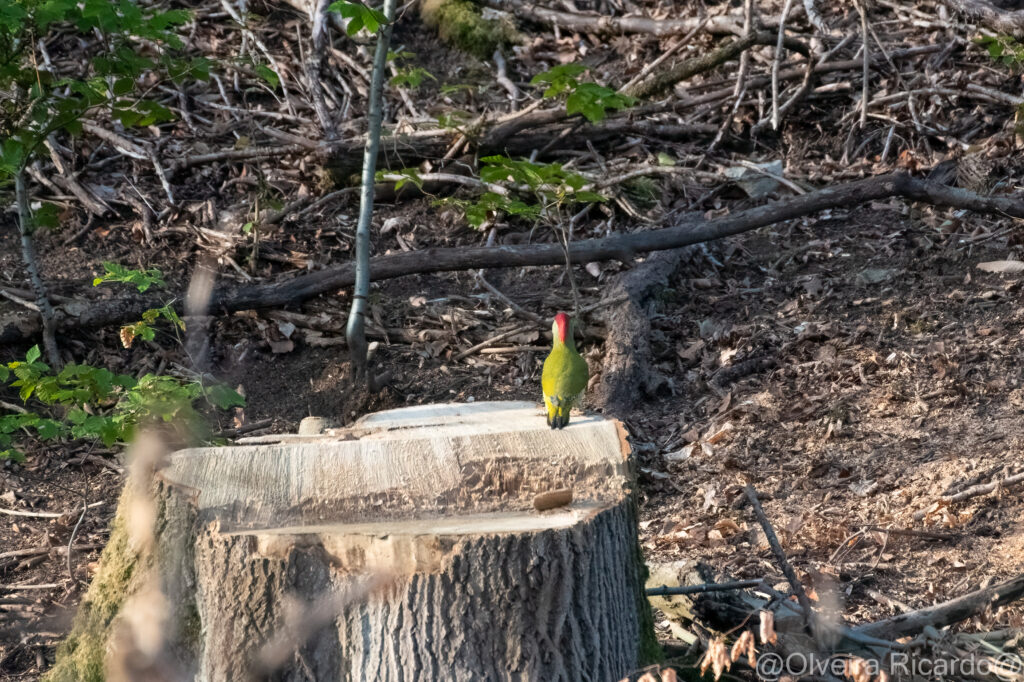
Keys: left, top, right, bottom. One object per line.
{"left": 710, "top": 0, "right": 753, "bottom": 151}
{"left": 493, "top": 49, "right": 520, "bottom": 105}
{"left": 474, "top": 273, "right": 545, "bottom": 323}
{"left": 14, "top": 170, "right": 60, "bottom": 368}
{"left": 306, "top": 0, "right": 337, "bottom": 139}
{"left": 618, "top": 19, "right": 708, "bottom": 95}
{"left": 453, "top": 322, "right": 535, "bottom": 361}
{"left": 0, "top": 583, "right": 62, "bottom": 591}
{"left": 0, "top": 501, "right": 103, "bottom": 519}
{"left": 0, "top": 544, "right": 102, "bottom": 562}
{"left": 0, "top": 289, "right": 40, "bottom": 312}
{"left": 646, "top": 579, "right": 764, "bottom": 597}
{"left": 856, "top": 0, "right": 870, "bottom": 128}
{"left": 771, "top": 0, "right": 797, "bottom": 130}
{"left": 453, "top": 295, "right": 628, "bottom": 361}
{"left": 220, "top": 0, "right": 297, "bottom": 114}
{"left": 67, "top": 498, "right": 89, "bottom": 581}
{"left": 744, "top": 485, "right": 814, "bottom": 627}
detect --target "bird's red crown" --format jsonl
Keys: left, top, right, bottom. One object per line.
{"left": 553, "top": 312, "right": 570, "bottom": 343}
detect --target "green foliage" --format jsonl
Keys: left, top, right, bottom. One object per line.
{"left": 0, "top": 346, "right": 245, "bottom": 461}
{"left": 390, "top": 66, "right": 436, "bottom": 89}
{"left": 531, "top": 63, "right": 636, "bottom": 122}
{"left": 973, "top": 35, "right": 1024, "bottom": 141}
{"left": 92, "top": 263, "right": 187, "bottom": 347}
{"left": 376, "top": 167, "right": 423, "bottom": 191}
{"left": 531, "top": 63, "right": 587, "bottom": 97}
{"left": 974, "top": 34, "right": 1024, "bottom": 69}
{"left": 92, "top": 262, "right": 165, "bottom": 292}
{"left": 479, "top": 155, "right": 604, "bottom": 203}
{"left": 460, "top": 191, "right": 539, "bottom": 228}
{"left": 386, "top": 51, "right": 435, "bottom": 89}
{"left": 436, "top": 109, "right": 472, "bottom": 130}
{"left": 449, "top": 155, "right": 605, "bottom": 228}
{"left": 118, "top": 304, "right": 184, "bottom": 348}
{"left": 254, "top": 63, "right": 280, "bottom": 89}
{"left": 329, "top": 0, "right": 388, "bottom": 36}
{"left": 1, "top": 263, "right": 242, "bottom": 462}
{"left": 0, "top": 0, "right": 203, "bottom": 182}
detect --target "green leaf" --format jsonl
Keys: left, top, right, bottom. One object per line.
{"left": 0, "top": 449, "right": 27, "bottom": 463}
{"left": 573, "top": 190, "right": 606, "bottom": 203}
{"left": 25, "top": 346, "right": 41, "bottom": 364}
{"left": 345, "top": 14, "right": 364, "bottom": 35}
{"left": 378, "top": 168, "right": 423, "bottom": 191}
{"left": 112, "top": 77, "right": 135, "bottom": 96}
{"left": 93, "top": 262, "right": 165, "bottom": 292}
{"left": 32, "top": 203, "right": 62, "bottom": 229}
{"left": 390, "top": 67, "right": 436, "bottom": 89}
{"left": 330, "top": 1, "right": 388, "bottom": 35}
{"left": 204, "top": 384, "right": 246, "bottom": 409}
{"left": 149, "top": 8, "right": 191, "bottom": 30}
{"left": 531, "top": 63, "right": 587, "bottom": 98}
{"left": 255, "top": 64, "right": 280, "bottom": 88}
{"left": 0, "top": 0, "right": 28, "bottom": 32}
{"left": 34, "top": 419, "right": 63, "bottom": 440}
{"left": 565, "top": 82, "right": 635, "bottom": 123}
{"left": 0, "top": 139, "right": 25, "bottom": 176}
{"left": 35, "top": 0, "right": 74, "bottom": 30}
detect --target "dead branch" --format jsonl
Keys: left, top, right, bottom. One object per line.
{"left": 593, "top": 248, "right": 697, "bottom": 416}
{"left": 941, "top": 0, "right": 1024, "bottom": 35}
{"left": 646, "top": 579, "right": 763, "bottom": 597}
{"left": 624, "top": 29, "right": 811, "bottom": 99}
{"left": 4, "top": 173, "right": 1024, "bottom": 346}
{"left": 171, "top": 116, "right": 717, "bottom": 180}
{"left": 744, "top": 485, "right": 814, "bottom": 627}
{"left": 855, "top": 574, "right": 1024, "bottom": 639}
{"left": 305, "top": 0, "right": 337, "bottom": 140}
{"left": 0, "top": 544, "right": 103, "bottom": 563}
{"left": 912, "top": 470, "right": 1024, "bottom": 520}
{"left": 483, "top": 0, "right": 778, "bottom": 37}
{"left": 14, "top": 170, "right": 61, "bottom": 368}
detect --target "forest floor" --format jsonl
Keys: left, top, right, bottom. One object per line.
{"left": 3, "top": 0, "right": 1024, "bottom": 678}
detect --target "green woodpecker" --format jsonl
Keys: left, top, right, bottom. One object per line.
{"left": 541, "top": 312, "right": 589, "bottom": 429}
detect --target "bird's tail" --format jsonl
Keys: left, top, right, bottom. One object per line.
{"left": 545, "top": 397, "right": 570, "bottom": 429}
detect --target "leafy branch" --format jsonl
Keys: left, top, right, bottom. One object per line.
{"left": 530, "top": 63, "right": 636, "bottom": 123}
{"left": 0, "top": 346, "right": 244, "bottom": 462}
{"left": 450, "top": 155, "right": 606, "bottom": 228}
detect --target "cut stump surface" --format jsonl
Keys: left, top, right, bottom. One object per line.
{"left": 53, "top": 401, "right": 656, "bottom": 682}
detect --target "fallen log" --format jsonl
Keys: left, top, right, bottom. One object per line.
{"left": 482, "top": 0, "right": 780, "bottom": 37}
{"left": 592, "top": 247, "right": 698, "bottom": 417}
{"left": 4, "top": 173, "right": 1024, "bottom": 346}
{"left": 46, "top": 401, "right": 658, "bottom": 681}
{"left": 941, "top": 0, "right": 1024, "bottom": 35}
{"left": 854, "top": 574, "right": 1024, "bottom": 639}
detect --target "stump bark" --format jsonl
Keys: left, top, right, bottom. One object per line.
{"left": 50, "top": 401, "right": 656, "bottom": 682}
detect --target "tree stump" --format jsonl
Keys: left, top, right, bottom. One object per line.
{"left": 48, "top": 401, "right": 657, "bottom": 682}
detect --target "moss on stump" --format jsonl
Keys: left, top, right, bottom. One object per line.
{"left": 419, "top": 0, "right": 519, "bottom": 58}
{"left": 43, "top": 491, "right": 139, "bottom": 682}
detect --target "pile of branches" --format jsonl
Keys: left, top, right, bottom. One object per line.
{"left": 640, "top": 486, "right": 1024, "bottom": 682}
{"left": 6, "top": 0, "right": 1024, "bottom": 412}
